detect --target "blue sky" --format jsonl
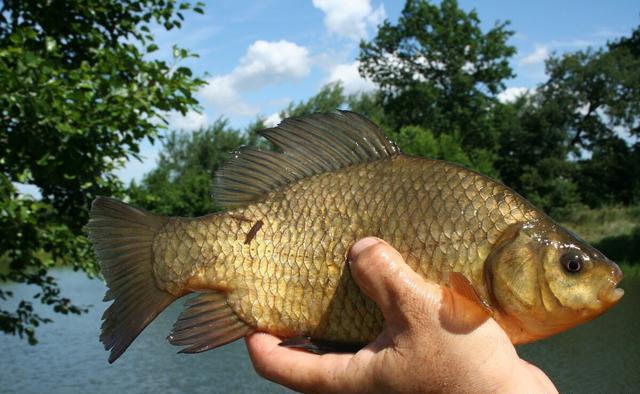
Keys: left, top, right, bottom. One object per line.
{"left": 117, "top": 0, "right": 640, "bottom": 184}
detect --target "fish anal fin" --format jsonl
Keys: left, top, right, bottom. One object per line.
{"left": 279, "top": 336, "right": 364, "bottom": 354}
{"left": 168, "top": 291, "right": 254, "bottom": 354}
{"left": 440, "top": 272, "right": 492, "bottom": 334}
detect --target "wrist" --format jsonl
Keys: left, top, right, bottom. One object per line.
{"left": 491, "top": 362, "right": 558, "bottom": 394}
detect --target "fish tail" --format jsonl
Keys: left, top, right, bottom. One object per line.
{"left": 86, "top": 197, "right": 176, "bottom": 363}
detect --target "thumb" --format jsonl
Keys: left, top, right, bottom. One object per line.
{"left": 348, "top": 237, "right": 442, "bottom": 326}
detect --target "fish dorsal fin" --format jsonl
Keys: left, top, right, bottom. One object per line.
{"left": 214, "top": 111, "right": 400, "bottom": 209}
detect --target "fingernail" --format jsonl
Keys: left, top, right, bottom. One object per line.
{"left": 349, "top": 237, "right": 381, "bottom": 261}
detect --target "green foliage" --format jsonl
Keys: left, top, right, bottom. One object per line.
{"left": 279, "top": 83, "right": 347, "bottom": 118}
{"left": 279, "top": 82, "right": 387, "bottom": 129}
{"left": 494, "top": 96, "right": 580, "bottom": 213}
{"left": 487, "top": 24, "right": 640, "bottom": 213}
{"left": 128, "top": 83, "right": 389, "bottom": 218}
{"left": 359, "top": 0, "right": 516, "bottom": 152}
{"left": 0, "top": 0, "right": 205, "bottom": 344}
{"left": 542, "top": 46, "right": 640, "bottom": 151}
{"left": 395, "top": 125, "right": 497, "bottom": 176}
{"left": 129, "top": 120, "right": 246, "bottom": 217}
{"left": 577, "top": 139, "right": 640, "bottom": 206}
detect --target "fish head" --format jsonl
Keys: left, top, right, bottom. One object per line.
{"left": 486, "top": 219, "right": 624, "bottom": 343}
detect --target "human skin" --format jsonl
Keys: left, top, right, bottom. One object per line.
{"left": 245, "top": 237, "right": 558, "bottom": 394}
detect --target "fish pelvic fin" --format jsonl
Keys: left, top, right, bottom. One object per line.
{"left": 279, "top": 336, "right": 365, "bottom": 354}
{"left": 168, "top": 291, "right": 254, "bottom": 353}
{"left": 86, "top": 197, "right": 176, "bottom": 363}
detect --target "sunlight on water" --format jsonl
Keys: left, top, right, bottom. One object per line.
{"left": 1, "top": 269, "right": 638, "bottom": 394}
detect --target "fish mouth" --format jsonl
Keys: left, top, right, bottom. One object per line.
{"left": 601, "top": 264, "right": 625, "bottom": 306}
{"left": 604, "top": 287, "right": 625, "bottom": 305}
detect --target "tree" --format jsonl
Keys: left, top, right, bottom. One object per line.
{"left": 535, "top": 25, "right": 640, "bottom": 206}
{"left": 494, "top": 95, "right": 579, "bottom": 213}
{"left": 359, "top": 0, "right": 516, "bottom": 156}
{"left": 577, "top": 137, "right": 639, "bottom": 206}
{"left": 279, "top": 83, "right": 347, "bottom": 118}
{"left": 128, "top": 120, "right": 246, "bottom": 217}
{"left": 0, "top": 1, "right": 205, "bottom": 344}
{"left": 395, "top": 125, "right": 498, "bottom": 177}
{"left": 541, "top": 43, "right": 640, "bottom": 152}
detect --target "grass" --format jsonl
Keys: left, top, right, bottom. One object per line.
{"left": 558, "top": 204, "right": 640, "bottom": 277}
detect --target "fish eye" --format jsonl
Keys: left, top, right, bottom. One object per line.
{"left": 561, "top": 253, "right": 583, "bottom": 274}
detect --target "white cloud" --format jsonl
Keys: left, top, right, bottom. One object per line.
{"left": 264, "top": 112, "right": 282, "bottom": 127}
{"left": 201, "top": 40, "right": 311, "bottom": 117}
{"left": 166, "top": 109, "right": 209, "bottom": 131}
{"left": 313, "top": 0, "right": 385, "bottom": 40}
{"left": 519, "top": 45, "right": 549, "bottom": 66}
{"left": 497, "top": 87, "right": 531, "bottom": 103}
{"left": 327, "top": 61, "right": 376, "bottom": 94}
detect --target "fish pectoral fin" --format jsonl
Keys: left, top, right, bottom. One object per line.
{"left": 440, "top": 272, "right": 492, "bottom": 334}
{"left": 168, "top": 291, "right": 254, "bottom": 354}
{"left": 279, "top": 337, "right": 365, "bottom": 355}
{"left": 448, "top": 272, "right": 493, "bottom": 313}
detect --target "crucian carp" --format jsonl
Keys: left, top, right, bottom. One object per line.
{"left": 86, "top": 111, "right": 624, "bottom": 363}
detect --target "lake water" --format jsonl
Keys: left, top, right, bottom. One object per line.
{"left": 1, "top": 270, "right": 638, "bottom": 393}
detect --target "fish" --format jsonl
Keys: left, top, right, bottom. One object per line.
{"left": 85, "top": 110, "right": 624, "bottom": 363}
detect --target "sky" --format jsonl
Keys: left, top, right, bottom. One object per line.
{"left": 113, "top": 0, "right": 640, "bottom": 184}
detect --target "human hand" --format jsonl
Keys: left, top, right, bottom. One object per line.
{"left": 245, "top": 237, "right": 557, "bottom": 394}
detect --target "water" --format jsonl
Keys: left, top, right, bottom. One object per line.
{"left": 1, "top": 270, "right": 638, "bottom": 394}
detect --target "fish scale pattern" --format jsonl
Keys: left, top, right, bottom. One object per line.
{"left": 153, "top": 155, "right": 538, "bottom": 345}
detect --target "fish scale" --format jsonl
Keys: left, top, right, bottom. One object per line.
{"left": 87, "top": 111, "right": 623, "bottom": 363}
{"left": 149, "top": 157, "right": 535, "bottom": 345}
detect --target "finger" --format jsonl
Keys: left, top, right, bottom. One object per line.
{"left": 245, "top": 332, "right": 352, "bottom": 393}
{"left": 349, "top": 237, "right": 442, "bottom": 325}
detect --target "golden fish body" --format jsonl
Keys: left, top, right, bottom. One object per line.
{"left": 87, "top": 111, "right": 623, "bottom": 363}
{"left": 154, "top": 157, "right": 533, "bottom": 343}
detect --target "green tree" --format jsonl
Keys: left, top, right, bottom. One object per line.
{"left": 534, "top": 25, "right": 640, "bottom": 206}
{"left": 396, "top": 125, "right": 497, "bottom": 177}
{"left": 494, "top": 95, "right": 579, "bottom": 213}
{"left": 128, "top": 120, "right": 246, "bottom": 217}
{"left": 128, "top": 83, "right": 390, "bottom": 218}
{"left": 279, "top": 83, "right": 347, "bottom": 118}
{"left": 0, "top": 1, "right": 205, "bottom": 343}
{"left": 359, "top": 0, "right": 516, "bottom": 155}
{"left": 542, "top": 42, "right": 640, "bottom": 151}
{"left": 578, "top": 137, "right": 639, "bottom": 206}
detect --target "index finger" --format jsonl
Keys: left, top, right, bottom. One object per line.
{"left": 245, "top": 332, "right": 352, "bottom": 393}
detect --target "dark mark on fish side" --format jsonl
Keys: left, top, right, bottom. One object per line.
{"left": 244, "top": 220, "right": 263, "bottom": 244}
